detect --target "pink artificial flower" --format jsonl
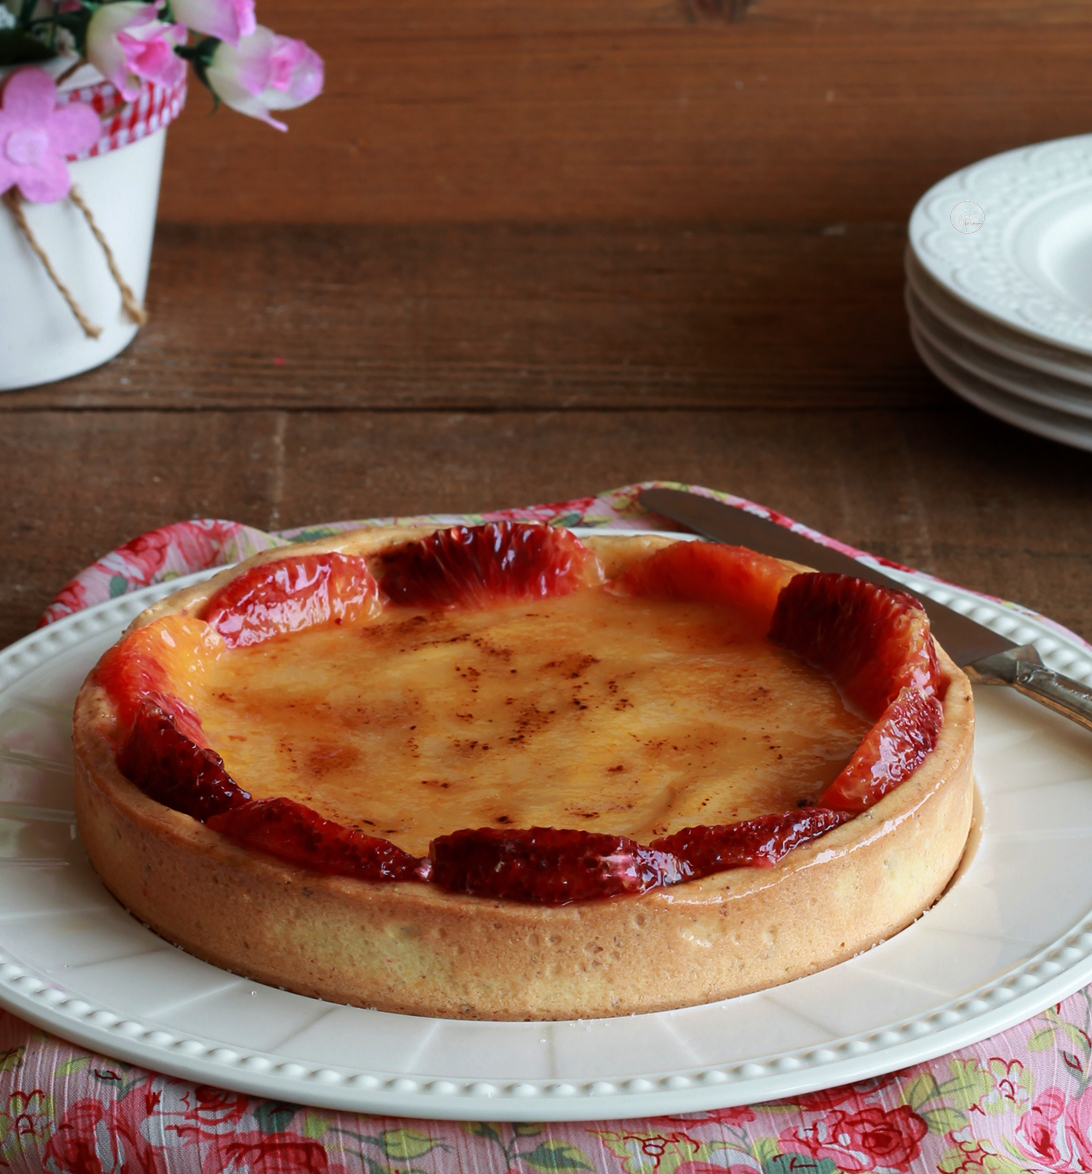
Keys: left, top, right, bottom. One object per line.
{"left": 205, "top": 25, "right": 323, "bottom": 131}
{"left": 0, "top": 68, "right": 100, "bottom": 203}
{"left": 170, "top": 0, "right": 255, "bottom": 45}
{"left": 86, "top": 2, "right": 187, "bottom": 103}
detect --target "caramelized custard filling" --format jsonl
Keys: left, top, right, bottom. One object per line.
{"left": 198, "top": 590, "right": 870, "bottom": 858}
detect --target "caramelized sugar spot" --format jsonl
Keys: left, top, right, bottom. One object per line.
{"left": 198, "top": 590, "right": 870, "bottom": 857}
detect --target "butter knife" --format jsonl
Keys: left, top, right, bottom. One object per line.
{"left": 639, "top": 486, "right": 1092, "bottom": 735}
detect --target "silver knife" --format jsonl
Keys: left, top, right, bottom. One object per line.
{"left": 639, "top": 487, "right": 1092, "bottom": 735}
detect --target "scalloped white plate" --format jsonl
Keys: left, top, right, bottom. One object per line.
{"left": 908, "top": 135, "right": 1092, "bottom": 355}
{"left": 3, "top": 549, "right": 1092, "bottom": 1121}
{"left": 904, "top": 248, "right": 1092, "bottom": 389}
{"left": 907, "top": 288, "right": 1092, "bottom": 422}
{"left": 910, "top": 320, "right": 1092, "bottom": 453}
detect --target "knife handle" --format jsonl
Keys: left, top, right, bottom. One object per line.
{"left": 966, "top": 645, "right": 1092, "bottom": 735}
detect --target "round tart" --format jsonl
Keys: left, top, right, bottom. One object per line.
{"left": 72, "top": 524, "right": 975, "bottom": 1021}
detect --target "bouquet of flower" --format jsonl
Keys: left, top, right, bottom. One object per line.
{"left": 0, "top": 0, "right": 323, "bottom": 162}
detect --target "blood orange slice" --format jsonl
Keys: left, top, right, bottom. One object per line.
{"left": 611, "top": 540, "right": 797, "bottom": 630}
{"left": 769, "top": 572, "right": 941, "bottom": 718}
{"left": 379, "top": 522, "right": 601, "bottom": 609}
{"left": 117, "top": 699, "right": 250, "bottom": 822}
{"left": 430, "top": 826, "right": 665, "bottom": 904}
{"left": 820, "top": 687, "right": 945, "bottom": 813}
{"left": 652, "top": 809, "right": 853, "bottom": 879}
{"left": 93, "top": 615, "right": 225, "bottom": 739}
{"left": 207, "top": 797, "right": 420, "bottom": 882}
{"left": 205, "top": 552, "right": 381, "bottom": 648}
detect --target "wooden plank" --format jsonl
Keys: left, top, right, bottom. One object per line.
{"left": 0, "top": 222, "right": 947, "bottom": 410}
{"left": 157, "top": 9, "right": 1092, "bottom": 224}
{"left": 4, "top": 407, "right": 1090, "bottom": 651}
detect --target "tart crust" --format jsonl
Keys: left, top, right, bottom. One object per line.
{"left": 72, "top": 528, "right": 975, "bottom": 1021}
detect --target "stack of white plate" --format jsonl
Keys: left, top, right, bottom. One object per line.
{"left": 906, "top": 135, "right": 1092, "bottom": 451}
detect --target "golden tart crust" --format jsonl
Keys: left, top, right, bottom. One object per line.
{"left": 72, "top": 527, "right": 975, "bottom": 1021}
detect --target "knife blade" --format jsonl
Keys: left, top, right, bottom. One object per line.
{"left": 639, "top": 486, "right": 1092, "bottom": 735}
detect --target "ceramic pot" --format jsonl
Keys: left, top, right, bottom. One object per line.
{"left": 0, "top": 62, "right": 186, "bottom": 391}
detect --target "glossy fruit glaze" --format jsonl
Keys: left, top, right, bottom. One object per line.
{"left": 93, "top": 523, "right": 946, "bottom": 904}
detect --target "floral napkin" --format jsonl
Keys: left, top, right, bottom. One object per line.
{"left": 6, "top": 482, "right": 1089, "bottom": 1174}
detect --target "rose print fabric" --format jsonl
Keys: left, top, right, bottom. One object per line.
{"left": 9, "top": 481, "right": 1091, "bottom": 1173}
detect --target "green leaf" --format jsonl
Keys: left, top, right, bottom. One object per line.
{"left": 902, "top": 1071, "right": 940, "bottom": 1109}
{"left": 109, "top": 575, "right": 130, "bottom": 598}
{"left": 253, "top": 1101, "right": 300, "bottom": 1134}
{"left": 939, "top": 1059, "right": 993, "bottom": 1110}
{"left": 549, "top": 513, "right": 584, "bottom": 529}
{"left": 0, "top": 1047, "right": 26, "bottom": 1075}
{"left": 760, "top": 1155, "right": 839, "bottom": 1174}
{"left": 921, "top": 1107, "right": 967, "bottom": 1135}
{"left": 1057, "top": 1021, "right": 1092, "bottom": 1050}
{"left": 1027, "top": 1027, "right": 1057, "bottom": 1052}
{"left": 752, "top": 1138, "right": 782, "bottom": 1167}
{"left": 522, "top": 1140, "right": 595, "bottom": 1172}
{"left": 0, "top": 28, "right": 54, "bottom": 64}
{"left": 379, "top": 1129, "right": 440, "bottom": 1161}
{"left": 461, "top": 1121, "right": 503, "bottom": 1144}
{"left": 514, "top": 1122, "right": 545, "bottom": 1136}
{"left": 301, "top": 1111, "right": 332, "bottom": 1140}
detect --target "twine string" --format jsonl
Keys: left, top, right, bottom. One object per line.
{"left": 1, "top": 188, "right": 103, "bottom": 339}
{"left": 68, "top": 186, "right": 148, "bottom": 326}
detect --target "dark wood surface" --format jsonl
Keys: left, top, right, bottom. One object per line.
{"left": 156, "top": 0, "right": 1092, "bottom": 225}
{"left": 3, "top": 222, "right": 1092, "bottom": 655}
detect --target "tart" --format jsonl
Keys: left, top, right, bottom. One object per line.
{"left": 72, "top": 524, "right": 975, "bottom": 1021}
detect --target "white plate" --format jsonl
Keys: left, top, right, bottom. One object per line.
{"left": 3, "top": 565, "right": 1092, "bottom": 1121}
{"left": 909, "top": 135, "right": 1092, "bottom": 355}
{"left": 907, "top": 288, "right": 1092, "bottom": 421}
{"left": 904, "top": 248, "right": 1092, "bottom": 389}
{"left": 910, "top": 321, "right": 1092, "bottom": 453}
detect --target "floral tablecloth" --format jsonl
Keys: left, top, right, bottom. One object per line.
{"left": 7, "top": 482, "right": 1092, "bottom": 1174}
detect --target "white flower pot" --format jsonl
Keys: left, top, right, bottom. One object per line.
{"left": 0, "top": 62, "right": 184, "bottom": 391}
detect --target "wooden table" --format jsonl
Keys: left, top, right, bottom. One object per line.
{"left": 3, "top": 0, "right": 1092, "bottom": 653}
{"left": 4, "top": 219, "right": 1092, "bottom": 656}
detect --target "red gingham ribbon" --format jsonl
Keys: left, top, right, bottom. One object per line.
{"left": 57, "top": 74, "right": 187, "bottom": 160}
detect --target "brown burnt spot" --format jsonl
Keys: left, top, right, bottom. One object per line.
{"left": 494, "top": 815, "right": 511, "bottom": 824}
{"left": 607, "top": 764, "right": 626, "bottom": 774}
{"left": 215, "top": 692, "right": 235, "bottom": 704}
{"left": 472, "top": 636, "right": 513, "bottom": 662}
{"left": 452, "top": 739, "right": 492, "bottom": 755}
{"left": 456, "top": 712, "right": 475, "bottom": 722}
{"left": 614, "top": 697, "right": 633, "bottom": 711}
{"left": 305, "top": 743, "right": 360, "bottom": 778}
